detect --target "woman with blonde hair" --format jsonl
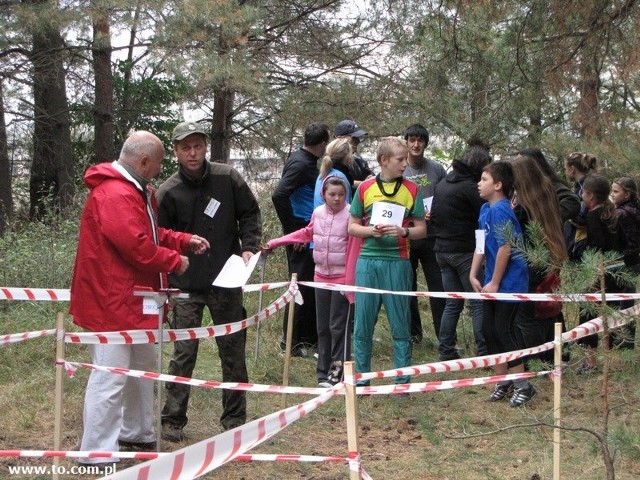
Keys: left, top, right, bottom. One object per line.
{"left": 313, "top": 137, "right": 353, "bottom": 207}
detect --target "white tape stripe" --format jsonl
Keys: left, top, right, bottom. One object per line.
{"left": 0, "top": 329, "right": 56, "bottom": 345}
{"left": 106, "top": 388, "right": 338, "bottom": 479}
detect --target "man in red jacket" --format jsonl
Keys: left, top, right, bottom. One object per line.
{"left": 70, "top": 131, "right": 209, "bottom": 469}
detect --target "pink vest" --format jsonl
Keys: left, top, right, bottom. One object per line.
{"left": 311, "top": 203, "right": 351, "bottom": 277}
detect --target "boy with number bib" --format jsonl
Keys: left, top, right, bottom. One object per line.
{"left": 348, "top": 137, "right": 426, "bottom": 386}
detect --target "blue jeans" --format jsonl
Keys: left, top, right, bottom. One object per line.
{"left": 436, "top": 252, "right": 486, "bottom": 358}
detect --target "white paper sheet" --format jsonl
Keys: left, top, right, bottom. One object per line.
{"left": 423, "top": 196, "right": 433, "bottom": 212}
{"left": 212, "top": 252, "right": 262, "bottom": 288}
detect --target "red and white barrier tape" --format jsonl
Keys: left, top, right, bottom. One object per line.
{"left": 60, "top": 360, "right": 340, "bottom": 396}
{"left": 0, "top": 328, "right": 56, "bottom": 346}
{"left": 0, "top": 450, "right": 352, "bottom": 463}
{"left": 60, "top": 362, "right": 545, "bottom": 400}
{"left": 103, "top": 387, "right": 339, "bottom": 479}
{"left": 356, "top": 303, "right": 639, "bottom": 382}
{"left": 4, "top": 280, "right": 640, "bottom": 304}
{"left": 0, "top": 450, "right": 163, "bottom": 460}
{"left": 65, "top": 284, "right": 298, "bottom": 345}
{"left": 0, "top": 287, "right": 70, "bottom": 301}
{"left": 235, "top": 453, "right": 346, "bottom": 463}
{"left": 356, "top": 371, "right": 546, "bottom": 396}
{"left": 356, "top": 345, "right": 553, "bottom": 382}
{"left": 298, "top": 281, "right": 640, "bottom": 302}
{"left": 0, "top": 282, "right": 290, "bottom": 303}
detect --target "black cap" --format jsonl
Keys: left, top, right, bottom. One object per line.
{"left": 335, "top": 120, "right": 367, "bottom": 138}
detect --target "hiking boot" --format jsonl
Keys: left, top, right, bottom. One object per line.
{"left": 439, "top": 352, "right": 461, "bottom": 362}
{"left": 222, "top": 421, "right": 244, "bottom": 431}
{"left": 119, "top": 439, "right": 157, "bottom": 451}
{"left": 161, "top": 423, "right": 185, "bottom": 443}
{"left": 487, "top": 382, "right": 513, "bottom": 402}
{"left": 509, "top": 384, "right": 537, "bottom": 407}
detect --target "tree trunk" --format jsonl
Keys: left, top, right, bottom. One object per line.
{"left": 0, "top": 81, "right": 12, "bottom": 235}
{"left": 211, "top": 87, "right": 234, "bottom": 164}
{"left": 27, "top": 0, "right": 75, "bottom": 220}
{"left": 92, "top": 4, "right": 114, "bottom": 163}
{"left": 574, "top": 52, "right": 602, "bottom": 139}
{"left": 117, "top": 2, "right": 141, "bottom": 146}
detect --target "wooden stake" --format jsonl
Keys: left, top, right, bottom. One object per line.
{"left": 281, "top": 273, "right": 297, "bottom": 409}
{"left": 53, "top": 312, "right": 65, "bottom": 480}
{"left": 553, "top": 321, "right": 562, "bottom": 480}
{"left": 344, "top": 361, "right": 360, "bottom": 480}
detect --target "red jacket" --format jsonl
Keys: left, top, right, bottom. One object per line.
{"left": 70, "top": 162, "right": 192, "bottom": 332}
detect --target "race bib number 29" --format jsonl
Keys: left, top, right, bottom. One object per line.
{"left": 370, "top": 202, "right": 405, "bottom": 227}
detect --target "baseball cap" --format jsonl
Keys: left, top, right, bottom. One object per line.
{"left": 172, "top": 121, "right": 209, "bottom": 142}
{"left": 335, "top": 120, "right": 367, "bottom": 138}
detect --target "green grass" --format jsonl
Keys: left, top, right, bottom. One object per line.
{"left": 0, "top": 197, "right": 639, "bottom": 479}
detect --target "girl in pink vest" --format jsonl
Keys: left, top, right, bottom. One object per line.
{"left": 264, "top": 176, "right": 352, "bottom": 387}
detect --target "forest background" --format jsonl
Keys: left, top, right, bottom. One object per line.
{"left": 1, "top": 0, "right": 640, "bottom": 225}
{"left": 0, "top": 1, "right": 640, "bottom": 479}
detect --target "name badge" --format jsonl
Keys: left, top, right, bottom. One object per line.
{"left": 143, "top": 298, "right": 160, "bottom": 315}
{"left": 204, "top": 198, "right": 221, "bottom": 218}
{"left": 475, "top": 229, "right": 485, "bottom": 254}
{"left": 370, "top": 202, "right": 405, "bottom": 227}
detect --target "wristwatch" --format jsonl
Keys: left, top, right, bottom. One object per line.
{"left": 402, "top": 228, "right": 410, "bottom": 238}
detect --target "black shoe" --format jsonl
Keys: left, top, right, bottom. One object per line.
{"left": 161, "top": 423, "right": 185, "bottom": 443}
{"left": 222, "top": 421, "right": 244, "bottom": 431}
{"left": 119, "top": 439, "right": 157, "bottom": 451}
{"left": 439, "top": 352, "right": 461, "bottom": 361}
{"left": 509, "top": 384, "right": 536, "bottom": 407}
{"left": 487, "top": 382, "right": 513, "bottom": 402}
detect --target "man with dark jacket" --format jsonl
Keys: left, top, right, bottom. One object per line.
{"left": 158, "top": 121, "right": 261, "bottom": 441}
{"left": 272, "top": 123, "right": 330, "bottom": 355}
{"left": 430, "top": 147, "right": 491, "bottom": 360}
